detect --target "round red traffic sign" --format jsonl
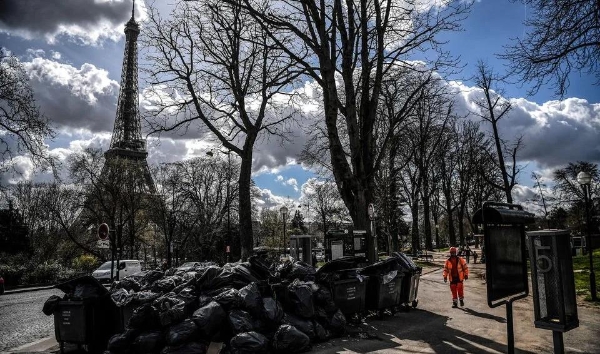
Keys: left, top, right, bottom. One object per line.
{"left": 98, "top": 223, "right": 109, "bottom": 240}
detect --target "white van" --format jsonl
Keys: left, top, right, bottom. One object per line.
{"left": 92, "top": 259, "right": 142, "bottom": 283}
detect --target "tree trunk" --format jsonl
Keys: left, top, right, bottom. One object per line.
{"left": 422, "top": 178, "right": 433, "bottom": 251}
{"left": 411, "top": 199, "right": 420, "bottom": 254}
{"left": 389, "top": 145, "right": 399, "bottom": 252}
{"left": 238, "top": 148, "right": 254, "bottom": 261}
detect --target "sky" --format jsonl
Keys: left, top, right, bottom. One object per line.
{"left": 1, "top": 0, "right": 599, "bottom": 217}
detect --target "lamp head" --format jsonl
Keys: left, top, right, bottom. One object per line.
{"left": 577, "top": 171, "right": 592, "bottom": 186}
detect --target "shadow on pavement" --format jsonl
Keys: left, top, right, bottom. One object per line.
{"left": 461, "top": 307, "right": 507, "bottom": 323}
{"left": 314, "top": 308, "right": 536, "bottom": 354}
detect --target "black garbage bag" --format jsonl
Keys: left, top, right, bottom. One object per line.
{"left": 327, "top": 309, "right": 347, "bottom": 337}
{"left": 248, "top": 255, "right": 273, "bottom": 280}
{"left": 111, "top": 288, "right": 132, "bottom": 306}
{"left": 239, "top": 282, "right": 263, "bottom": 317}
{"left": 213, "top": 288, "right": 242, "bottom": 309}
{"left": 166, "top": 319, "right": 198, "bottom": 346}
{"left": 154, "top": 295, "right": 187, "bottom": 326}
{"left": 128, "top": 303, "right": 161, "bottom": 330}
{"left": 230, "top": 331, "right": 269, "bottom": 354}
{"left": 313, "top": 320, "right": 330, "bottom": 342}
{"left": 229, "top": 309, "right": 255, "bottom": 334}
{"left": 152, "top": 277, "right": 178, "bottom": 294}
{"left": 107, "top": 329, "right": 139, "bottom": 354}
{"left": 287, "top": 280, "right": 314, "bottom": 318}
{"left": 197, "top": 266, "right": 234, "bottom": 291}
{"left": 262, "top": 297, "right": 284, "bottom": 325}
{"left": 192, "top": 301, "right": 227, "bottom": 340}
{"left": 286, "top": 262, "right": 316, "bottom": 282}
{"left": 172, "top": 278, "right": 197, "bottom": 295}
{"left": 197, "top": 295, "right": 213, "bottom": 308}
{"left": 271, "top": 324, "right": 311, "bottom": 353}
{"left": 42, "top": 295, "right": 61, "bottom": 316}
{"left": 132, "top": 330, "right": 164, "bottom": 354}
{"left": 140, "top": 270, "right": 165, "bottom": 289}
{"left": 160, "top": 341, "right": 207, "bottom": 354}
{"left": 313, "top": 287, "right": 337, "bottom": 314}
{"left": 282, "top": 313, "right": 315, "bottom": 340}
{"left": 313, "top": 306, "right": 329, "bottom": 325}
{"left": 228, "top": 262, "right": 260, "bottom": 285}
{"left": 175, "top": 288, "right": 199, "bottom": 313}
{"left": 113, "top": 277, "right": 141, "bottom": 293}
{"left": 133, "top": 291, "right": 160, "bottom": 305}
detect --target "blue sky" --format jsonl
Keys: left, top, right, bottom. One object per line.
{"left": 1, "top": 0, "right": 599, "bottom": 213}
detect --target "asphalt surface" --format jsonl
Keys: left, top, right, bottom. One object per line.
{"left": 0, "top": 288, "right": 63, "bottom": 352}
{"left": 4, "top": 252, "right": 600, "bottom": 353}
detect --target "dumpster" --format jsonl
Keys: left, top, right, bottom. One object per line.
{"left": 360, "top": 258, "right": 404, "bottom": 315}
{"left": 315, "top": 257, "right": 369, "bottom": 319}
{"left": 392, "top": 252, "right": 421, "bottom": 309}
{"left": 53, "top": 276, "right": 119, "bottom": 354}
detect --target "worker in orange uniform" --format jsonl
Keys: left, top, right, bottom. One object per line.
{"left": 443, "top": 246, "right": 469, "bottom": 308}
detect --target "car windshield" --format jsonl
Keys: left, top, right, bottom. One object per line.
{"left": 97, "top": 261, "right": 114, "bottom": 270}
{"left": 179, "top": 262, "right": 198, "bottom": 268}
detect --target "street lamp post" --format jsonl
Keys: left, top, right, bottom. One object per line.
{"left": 577, "top": 171, "right": 597, "bottom": 301}
{"left": 280, "top": 206, "right": 288, "bottom": 256}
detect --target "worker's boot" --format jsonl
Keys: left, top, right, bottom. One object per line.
{"left": 460, "top": 298, "right": 464, "bottom": 307}
{"left": 452, "top": 300, "right": 458, "bottom": 308}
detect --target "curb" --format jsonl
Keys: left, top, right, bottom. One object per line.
{"left": 3, "top": 285, "right": 56, "bottom": 295}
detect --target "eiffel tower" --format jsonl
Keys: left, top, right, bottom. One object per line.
{"left": 104, "top": 1, "right": 155, "bottom": 194}
{"left": 96, "top": 1, "right": 155, "bottom": 264}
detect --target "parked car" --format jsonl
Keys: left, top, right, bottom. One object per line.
{"left": 92, "top": 260, "right": 142, "bottom": 283}
{"left": 176, "top": 262, "right": 202, "bottom": 272}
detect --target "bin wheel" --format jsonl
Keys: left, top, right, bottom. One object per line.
{"left": 412, "top": 299, "right": 418, "bottom": 308}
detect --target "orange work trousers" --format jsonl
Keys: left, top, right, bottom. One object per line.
{"left": 450, "top": 281, "right": 464, "bottom": 300}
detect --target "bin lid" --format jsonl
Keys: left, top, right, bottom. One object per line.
{"left": 55, "top": 275, "right": 109, "bottom": 299}
{"left": 472, "top": 202, "right": 535, "bottom": 225}
{"left": 360, "top": 258, "right": 402, "bottom": 276}
{"left": 316, "top": 256, "right": 368, "bottom": 274}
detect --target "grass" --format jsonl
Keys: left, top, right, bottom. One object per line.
{"left": 572, "top": 248, "right": 600, "bottom": 303}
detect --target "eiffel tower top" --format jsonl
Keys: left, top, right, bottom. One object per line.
{"left": 106, "top": 0, "right": 146, "bottom": 160}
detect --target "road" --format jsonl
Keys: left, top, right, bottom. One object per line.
{"left": 0, "top": 288, "right": 63, "bottom": 352}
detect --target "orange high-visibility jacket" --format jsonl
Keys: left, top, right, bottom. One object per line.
{"left": 443, "top": 256, "right": 469, "bottom": 282}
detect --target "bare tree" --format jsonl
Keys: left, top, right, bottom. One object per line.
{"left": 68, "top": 148, "right": 152, "bottom": 261}
{"left": 227, "top": 0, "right": 470, "bottom": 262}
{"left": 0, "top": 49, "right": 55, "bottom": 177}
{"left": 502, "top": 0, "right": 600, "bottom": 96}
{"left": 302, "top": 178, "right": 348, "bottom": 235}
{"left": 143, "top": 1, "right": 303, "bottom": 259}
{"left": 471, "top": 61, "right": 523, "bottom": 203}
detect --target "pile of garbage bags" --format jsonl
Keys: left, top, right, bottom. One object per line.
{"left": 103, "top": 257, "right": 348, "bottom": 354}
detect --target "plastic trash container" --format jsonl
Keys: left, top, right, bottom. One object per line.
{"left": 392, "top": 252, "right": 421, "bottom": 309}
{"left": 360, "top": 258, "right": 404, "bottom": 314}
{"left": 329, "top": 270, "right": 368, "bottom": 316}
{"left": 53, "top": 276, "right": 119, "bottom": 354}
{"left": 316, "top": 257, "right": 369, "bottom": 318}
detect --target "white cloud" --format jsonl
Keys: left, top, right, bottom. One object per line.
{"left": 22, "top": 57, "right": 119, "bottom": 132}
{"left": 0, "top": 0, "right": 148, "bottom": 45}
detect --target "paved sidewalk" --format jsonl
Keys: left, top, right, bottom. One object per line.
{"left": 7, "top": 253, "right": 600, "bottom": 353}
